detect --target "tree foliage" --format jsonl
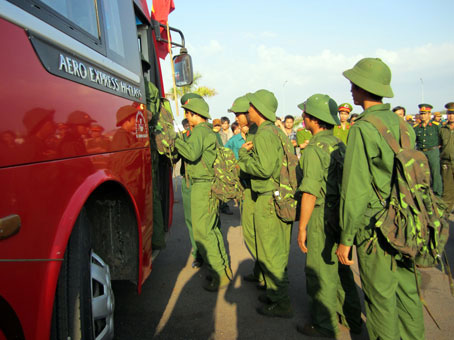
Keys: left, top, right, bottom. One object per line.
{"left": 165, "top": 72, "right": 217, "bottom": 101}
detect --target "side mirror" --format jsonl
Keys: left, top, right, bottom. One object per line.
{"left": 173, "top": 50, "right": 193, "bottom": 86}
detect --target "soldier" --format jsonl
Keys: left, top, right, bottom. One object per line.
{"left": 336, "top": 58, "right": 425, "bottom": 340}
{"left": 174, "top": 97, "right": 231, "bottom": 291}
{"left": 432, "top": 111, "right": 442, "bottom": 125}
{"left": 440, "top": 102, "right": 454, "bottom": 213}
{"left": 414, "top": 103, "right": 442, "bottom": 196}
{"left": 333, "top": 102, "right": 352, "bottom": 145}
{"left": 296, "top": 124, "right": 312, "bottom": 151}
{"left": 179, "top": 93, "right": 205, "bottom": 268}
{"left": 228, "top": 95, "right": 264, "bottom": 286}
{"left": 296, "top": 94, "right": 362, "bottom": 338}
{"left": 239, "top": 89, "right": 293, "bottom": 318}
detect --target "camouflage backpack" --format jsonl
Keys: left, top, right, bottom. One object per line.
{"left": 200, "top": 126, "right": 244, "bottom": 202}
{"left": 154, "top": 98, "right": 177, "bottom": 158}
{"left": 363, "top": 116, "right": 449, "bottom": 268}
{"left": 264, "top": 125, "right": 300, "bottom": 223}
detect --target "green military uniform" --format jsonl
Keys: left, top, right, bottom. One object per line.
{"left": 341, "top": 58, "right": 425, "bottom": 340}
{"left": 333, "top": 123, "right": 351, "bottom": 145}
{"left": 145, "top": 80, "right": 166, "bottom": 249}
{"left": 440, "top": 102, "right": 454, "bottom": 212}
{"left": 296, "top": 127, "right": 312, "bottom": 146}
{"left": 240, "top": 125, "right": 263, "bottom": 281}
{"left": 174, "top": 99, "right": 230, "bottom": 290}
{"left": 414, "top": 108, "right": 442, "bottom": 196}
{"left": 239, "top": 90, "right": 293, "bottom": 317}
{"left": 179, "top": 93, "right": 204, "bottom": 266}
{"left": 297, "top": 95, "right": 362, "bottom": 337}
{"left": 180, "top": 129, "right": 204, "bottom": 264}
{"left": 228, "top": 96, "right": 263, "bottom": 282}
{"left": 334, "top": 102, "right": 353, "bottom": 145}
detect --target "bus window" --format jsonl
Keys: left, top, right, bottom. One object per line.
{"left": 40, "top": 0, "right": 99, "bottom": 38}
{"left": 101, "top": 0, "right": 141, "bottom": 77}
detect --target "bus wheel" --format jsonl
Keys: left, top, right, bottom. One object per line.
{"left": 51, "top": 209, "right": 115, "bottom": 340}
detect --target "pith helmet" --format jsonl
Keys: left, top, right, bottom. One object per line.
{"left": 228, "top": 95, "right": 249, "bottom": 114}
{"left": 116, "top": 106, "right": 138, "bottom": 126}
{"left": 298, "top": 94, "right": 340, "bottom": 126}
{"left": 180, "top": 92, "right": 202, "bottom": 105}
{"left": 343, "top": 58, "right": 394, "bottom": 98}
{"left": 182, "top": 97, "right": 211, "bottom": 119}
{"left": 68, "top": 111, "right": 96, "bottom": 125}
{"left": 246, "top": 89, "right": 278, "bottom": 122}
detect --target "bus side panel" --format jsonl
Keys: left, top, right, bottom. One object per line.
{"left": 0, "top": 17, "right": 154, "bottom": 340}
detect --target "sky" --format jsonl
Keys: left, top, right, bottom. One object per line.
{"left": 149, "top": 0, "right": 454, "bottom": 120}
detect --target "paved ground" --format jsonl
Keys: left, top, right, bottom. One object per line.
{"left": 114, "top": 176, "right": 454, "bottom": 339}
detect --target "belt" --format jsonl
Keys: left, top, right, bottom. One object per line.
{"left": 421, "top": 146, "right": 439, "bottom": 152}
{"left": 192, "top": 178, "right": 212, "bottom": 183}
{"left": 256, "top": 190, "right": 273, "bottom": 197}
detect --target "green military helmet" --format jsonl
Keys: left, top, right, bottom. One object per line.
{"left": 297, "top": 94, "right": 340, "bottom": 126}
{"left": 343, "top": 58, "right": 394, "bottom": 98}
{"left": 445, "top": 102, "right": 454, "bottom": 113}
{"left": 180, "top": 92, "right": 202, "bottom": 106}
{"left": 182, "top": 97, "right": 211, "bottom": 119}
{"left": 338, "top": 102, "right": 353, "bottom": 113}
{"left": 246, "top": 89, "right": 278, "bottom": 122}
{"left": 418, "top": 103, "right": 433, "bottom": 113}
{"left": 228, "top": 95, "right": 249, "bottom": 114}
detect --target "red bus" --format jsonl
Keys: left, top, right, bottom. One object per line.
{"left": 0, "top": 1, "right": 192, "bottom": 339}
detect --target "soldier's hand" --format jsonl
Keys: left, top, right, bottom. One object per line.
{"left": 242, "top": 141, "right": 254, "bottom": 151}
{"left": 336, "top": 244, "right": 354, "bottom": 266}
{"left": 297, "top": 228, "right": 307, "bottom": 253}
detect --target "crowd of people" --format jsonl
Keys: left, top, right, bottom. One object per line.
{"left": 172, "top": 57, "right": 452, "bottom": 339}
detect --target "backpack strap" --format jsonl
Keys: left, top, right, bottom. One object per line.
{"left": 362, "top": 115, "right": 411, "bottom": 153}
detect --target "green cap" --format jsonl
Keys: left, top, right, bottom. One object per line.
{"left": 182, "top": 97, "right": 211, "bottom": 119}
{"left": 246, "top": 89, "right": 278, "bottom": 122}
{"left": 298, "top": 94, "right": 340, "bottom": 125}
{"left": 445, "top": 102, "right": 454, "bottom": 113}
{"left": 338, "top": 103, "right": 353, "bottom": 113}
{"left": 228, "top": 95, "right": 249, "bottom": 114}
{"left": 180, "top": 93, "right": 202, "bottom": 106}
{"left": 343, "top": 58, "right": 394, "bottom": 98}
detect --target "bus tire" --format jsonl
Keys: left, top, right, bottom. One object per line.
{"left": 51, "top": 208, "right": 115, "bottom": 340}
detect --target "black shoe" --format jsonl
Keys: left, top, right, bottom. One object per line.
{"left": 203, "top": 272, "right": 231, "bottom": 292}
{"left": 192, "top": 259, "right": 203, "bottom": 268}
{"left": 296, "top": 324, "right": 335, "bottom": 338}
{"left": 243, "top": 273, "right": 260, "bottom": 282}
{"left": 256, "top": 301, "right": 293, "bottom": 318}
{"left": 258, "top": 293, "right": 271, "bottom": 304}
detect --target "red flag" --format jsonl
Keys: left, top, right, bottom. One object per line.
{"left": 152, "top": 0, "right": 175, "bottom": 59}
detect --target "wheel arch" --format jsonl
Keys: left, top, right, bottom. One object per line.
{"left": 51, "top": 171, "right": 143, "bottom": 284}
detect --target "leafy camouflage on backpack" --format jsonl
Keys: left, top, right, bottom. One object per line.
{"left": 154, "top": 98, "right": 177, "bottom": 158}
{"left": 200, "top": 125, "right": 244, "bottom": 202}
{"left": 264, "top": 124, "right": 300, "bottom": 222}
{"left": 364, "top": 116, "right": 449, "bottom": 269}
